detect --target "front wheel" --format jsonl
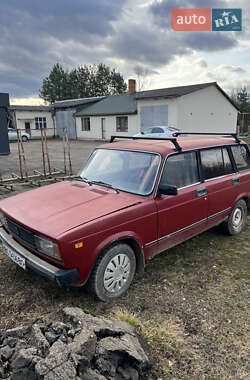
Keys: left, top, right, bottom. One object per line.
{"left": 221, "top": 199, "right": 247, "bottom": 235}
{"left": 22, "top": 135, "right": 28, "bottom": 142}
{"left": 88, "top": 243, "right": 136, "bottom": 301}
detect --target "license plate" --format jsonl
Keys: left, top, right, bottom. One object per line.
{"left": 2, "top": 241, "right": 26, "bottom": 270}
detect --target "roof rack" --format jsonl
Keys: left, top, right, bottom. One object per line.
{"left": 175, "top": 132, "right": 240, "bottom": 143}
{"left": 110, "top": 135, "right": 182, "bottom": 151}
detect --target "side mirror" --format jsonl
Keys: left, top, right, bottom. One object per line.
{"left": 158, "top": 184, "right": 178, "bottom": 196}
{"left": 141, "top": 131, "right": 144, "bottom": 135}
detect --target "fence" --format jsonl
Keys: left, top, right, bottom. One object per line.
{"left": 0, "top": 128, "right": 72, "bottom": 190}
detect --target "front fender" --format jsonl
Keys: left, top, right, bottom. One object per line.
{"left": 83, "top": 231, "right": 145, "bottom": 284}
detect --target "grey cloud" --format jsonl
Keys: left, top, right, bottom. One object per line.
{"left": 1, "top": 0, "right": 124, "bottom": 40}
{"left": 196, "top": 59, "right": 207, "bottom": 68}
{"left": 183, "top": 32, "right": 238, "bottom": 51}
{"left": 0, "top": 0, "right": 125, "bottom": 97}
{"left": 109, "top": 24, "right": 191, "bottom": 66}
{"left": 219, "top": 65, "right": 246, "bottom": 73}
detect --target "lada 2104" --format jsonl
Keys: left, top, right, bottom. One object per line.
{"left": 0, "top": 133, "right": 250, "bottom": 301}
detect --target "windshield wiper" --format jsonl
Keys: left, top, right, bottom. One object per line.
{"left": 73, "top": 176, "right": 92, "bottom": 185}
{"left": 90, "top": 180, "right": 119, "bottom": 193}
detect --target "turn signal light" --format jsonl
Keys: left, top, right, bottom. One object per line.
{"left": 75, "top": 242, "right": 83, "bottom": 249}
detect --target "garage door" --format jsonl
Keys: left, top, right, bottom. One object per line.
{"left": 56, "top": 110, "right": 76, "bottom": 139}
{"left": 140, "top": 105, "right": 168, "bottom": 131}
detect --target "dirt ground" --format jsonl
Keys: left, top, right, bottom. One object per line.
{"left": 0, "top": 138, "right": 249, "bottom": 379}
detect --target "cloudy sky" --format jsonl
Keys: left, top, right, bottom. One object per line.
{"left": 1, "top": 0, "right": 249, "bottom": 104}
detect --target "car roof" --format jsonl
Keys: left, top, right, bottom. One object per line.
{"left": 99, "top": 136, "right": 243, "bottom": 157}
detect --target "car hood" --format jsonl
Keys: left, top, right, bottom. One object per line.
{"left": 0, "top": 181, "right": 141, "bottom": 237}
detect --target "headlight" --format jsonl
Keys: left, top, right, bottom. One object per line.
{"left": 34, "top": 235, "right": 62, "bottom": 261}
{"left": 0, "top": 211, "right": 8, "bottom": 229}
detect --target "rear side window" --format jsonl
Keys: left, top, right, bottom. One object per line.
{"left": 160, "top": 151, "right": 199, "bottom": 188}
{"left": 231, "top": 145, "right": 250, "bottom": 171}
{"left": 200, "top": 147, "right": 233, "bottom": 180}
{"left": 152, "top": 127, "right": 163, "bottom": 133}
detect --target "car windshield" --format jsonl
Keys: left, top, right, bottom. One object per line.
{"left": 77, "top": 148, "right": 161, "bottom": 195}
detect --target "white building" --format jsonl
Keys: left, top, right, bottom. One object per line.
{"left": 10, "top": 105, "right": 54, "bottom": 138}
{"left": 53, "top": 97, "right": 105, "bottom": 139}
{"left": 74, "top": 81, "right": 239, "bottom": 140}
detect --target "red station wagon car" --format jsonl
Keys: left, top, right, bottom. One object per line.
{"left": 0, "top": 133, "right": 250, "bottom": 301}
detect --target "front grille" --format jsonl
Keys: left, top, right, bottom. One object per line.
{"left": 6, "top": 217, "right": 36, "bottom": 249}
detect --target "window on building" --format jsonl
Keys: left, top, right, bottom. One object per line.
{"left": 160, "top": 151, "right": 199, "bottom": 188}
{"left": 116, "top": 116, "right": 128, "bottom": 132}
{"left": 35, "top": 117, "right": 47, "bottom": 129}
{"left": 231, "top": 145, "right": 250, "bottom": 171}
{"left": 81, "top": 117, "right": 90, "bottom": 131}
{"left": 200, "top": 147, "right": 233, "bottom": 180}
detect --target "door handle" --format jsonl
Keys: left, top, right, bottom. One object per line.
{"left": 196, "top": 187, "right": 207, "bottom": 197}
{"left": 232, "top": 178, "right": 240, "bottom": 186}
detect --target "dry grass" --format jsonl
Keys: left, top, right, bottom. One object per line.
{"left": 0, "top": 220, "right": 250, "bottom": 379}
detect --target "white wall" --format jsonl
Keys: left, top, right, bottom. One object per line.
{"left": 76, "top": 114, "right": 139, "bottom": 140}
{"left": 177, "top": 86, "right": 238, "bottom": 133}
{"left": 15, "top": 110, "right": 54, "bottom": 137}
{"left": 137, "top": 98, "right": 178, "bottom": 129}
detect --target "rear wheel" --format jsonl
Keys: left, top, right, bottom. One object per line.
{"left": 221, "top": 199, "right": 247, "bottom": 235}
{"left": 22, "top": 135, "right": 28, "bottom": 142}
{"left": 88, "top": 243, "right": 136, "bottom": 301}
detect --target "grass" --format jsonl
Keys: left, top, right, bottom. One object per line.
{"left": 0, "top": 221, "right": 249, "bottom": 379}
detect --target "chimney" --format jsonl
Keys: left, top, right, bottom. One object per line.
{"left": 128, "top": 79, "right": 136, "bottom": 94}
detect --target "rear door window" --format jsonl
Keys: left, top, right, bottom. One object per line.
{"left": 200, "top": 147, "right": 233, "bottom": 180}
{"left": 160, "top": 151, "right": 199, "bottom": 188}
{"left": 231, "top": 145, "right": 250, "bottom": 171}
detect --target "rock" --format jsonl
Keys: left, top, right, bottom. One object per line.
{"left": 63, "top": 307, "right": 136, "bottom": 337}
{"left": 11, "top": 367, "right": 37, "bottom": 380}
{"left": 4, "top": 326, "right": 29, "bottom": 339}
{"left": 117, "top": 366, "right": 139, "bottom": 380}
{"left": 96, "top": 334, "right": 151, "bottom": 370}
{"left": 69, "top": 327, "right": 96, "bottom": 360}
{"left": 44, "top": 331, "right": 57, "bottom": 345}
{"left": 3, "top": 337, "right": 18, "bottom": 348}
{"left": 11, "top": 347, "right": 38, "bottom": 370}
{"left": 0, "top": 345, "right": 14, "bottom": 360}
{"left": 0, "top": 307, "right": 152, "bottom": 379}
{"left": 0, "top": 365, "right": 7, "bottom": 379}
{"left": 30, "top": 325, "right": 50, "bottom": 356}
{"left": 35, "top": 340, "right": 77, "bottom": 380}
{"left": 50, "top": 321, "right": 69, "bottom": 335}
{"left": 81, "top": 368, "right": 107, "bottom": 380}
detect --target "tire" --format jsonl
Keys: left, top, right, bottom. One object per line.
{"left": 221, "top": 199, "right": 247, "bottom": 235}
{"left": 22, "top": 135, "right": 28, "bottom": 142}
{"left": 88, "top": 243, "right": 136, "bottom": 301}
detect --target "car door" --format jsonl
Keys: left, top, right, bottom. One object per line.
{"left": 154, "top": 151, "right": 208, "bottom": 254}
{"left": 200, "top": 147, "right": 236, "bottom": 227}
{"left": 230, "top": 144, "right": 250, "bottom": 200}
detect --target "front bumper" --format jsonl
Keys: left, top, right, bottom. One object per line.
{"left": 0, "top": 226, "right": 80, "bottom": 287}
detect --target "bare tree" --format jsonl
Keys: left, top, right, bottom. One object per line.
{"left": 134, "top": 65, "right": 151, "bottom": 91}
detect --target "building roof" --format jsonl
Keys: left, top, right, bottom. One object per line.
{"left": 10, "top": 105, "right": 51, "bottom": 111}
{"left": 75, "top": 93, "right": 137, "bottom": 117}
{"left": 135, "top": 82, "right": 239, "bottom": 111}
{"left": 134, "top": 82, "right": 215, "bottom": 99}
{"left": 53, "top": 96, "right": 105, "bottom": 109}
{"left": 74, "top": 82, "right": 239, "bottom": 117}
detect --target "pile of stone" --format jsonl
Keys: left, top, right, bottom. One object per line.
{"left": 0, "top": 307, "right": 152, "bottom": 380}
